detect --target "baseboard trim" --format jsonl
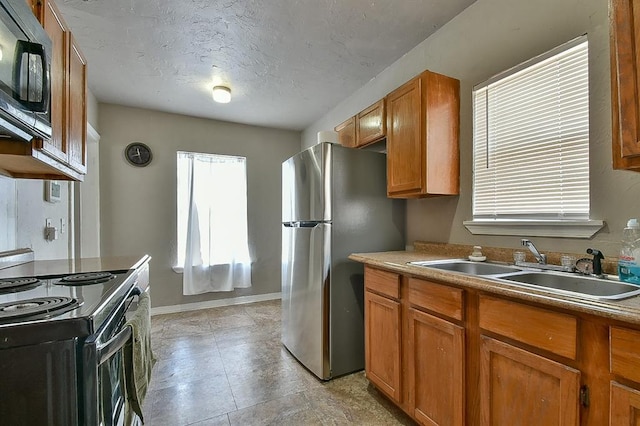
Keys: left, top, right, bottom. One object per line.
{"left": 150, "top": 292, "right": 281, "bottom": 316}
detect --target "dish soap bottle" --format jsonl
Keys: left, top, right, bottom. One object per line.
{"left": 619, "top": 218, "right": 640, "bottom": 284}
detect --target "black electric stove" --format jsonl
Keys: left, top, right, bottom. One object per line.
{"left": 0, "top": 265, "right": 146, "bottom": 425}
{"left": 0, "top": 269, "right": 135, "bottom": 344}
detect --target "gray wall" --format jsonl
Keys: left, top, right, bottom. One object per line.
{"left": 98, "top": 104, "right": 301, "bottom": 308}
{"left": 304, "top": 0, "right": 640, "bottom": 257}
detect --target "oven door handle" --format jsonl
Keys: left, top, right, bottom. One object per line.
{"left": 97, "top": 324, "right": 132, "bottom": 366}
{"left": 94, "top": 286, "right": 143, "bottom": 365}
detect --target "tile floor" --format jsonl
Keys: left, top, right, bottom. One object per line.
{"left": 144, "top": 299, "right": 415, "bottom": 425}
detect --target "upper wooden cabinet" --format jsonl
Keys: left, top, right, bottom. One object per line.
{"left": 610, "top": 0, "right": 640, "bottom": 170}
{"left": 386, "top": 70, "right": 460, "bottom": 198}
{"left": 335, "top": 116, "right": 356, "bottom": 148}
{"left": 334, "top": 99, "right": 386, "bottom": 149}
{"left": 357, "top": 99, "right": 386, "bottom": 146}
{"left": 0, "top": 0, "right": 87, "bottom": 180}
{"left": 36, "top": 0, "right": 87, "bottom": 175}
{"left": 66, "top": 33, "right": 87, "bottom": 174}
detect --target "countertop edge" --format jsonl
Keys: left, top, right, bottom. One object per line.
{"left": 350, "top": 251, "right": 640, "bottom": 326}
{"left": 0, "top": 255, "right": 152, "bottom": 279}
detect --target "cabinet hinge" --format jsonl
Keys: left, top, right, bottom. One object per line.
{"left": 579, "top": 385, "right": 590, "bottom": 407}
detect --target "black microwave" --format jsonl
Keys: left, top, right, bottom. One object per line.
{"left": 0, "top": 0, "right": 52, "bottom": 142}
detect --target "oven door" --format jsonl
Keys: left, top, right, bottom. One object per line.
{"left": 82, "top": 287, "right": 141, "bottom": 426}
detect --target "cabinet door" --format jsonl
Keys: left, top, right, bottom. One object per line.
{"left": 38, "top": 0, "right": 68, "bottom": 163}
{"left": 365, "top": 290, "right": 402, "bottom": 403}
{"left": 480, "top": 336, "right": 580, "bottom": 426}
{"left": 386, "top": 77, "right": 423, "bottom": 196}
{"left": 335, "top": 116, "right": 356, "bottom": 148}
{"left": 357, "top": 99, "right": 385, "bottom": 147}
{"left": 610, "top": 0, "right": 640, "bottom": 170}
{"left": 66, "top": 33, "right": 87, "bottom": 173}
{"left": 409, "top": 308, "right": 464, "bottom": 426}
{"left": 611, "top": 381, "right": 640, "bottom": 424}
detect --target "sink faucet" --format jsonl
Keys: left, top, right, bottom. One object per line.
{"left": 521, "top": 239, "right": 547, "bottom": 264}
{"left": 586, "top": 248, "right": 605, "bottom": 278}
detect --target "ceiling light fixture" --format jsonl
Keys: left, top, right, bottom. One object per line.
{"left": 212, "top": 86, "right": 231, "bottom": 103}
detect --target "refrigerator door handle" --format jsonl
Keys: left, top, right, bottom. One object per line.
{"left": 283, "top": 222, "right": 323, "bottom": 228}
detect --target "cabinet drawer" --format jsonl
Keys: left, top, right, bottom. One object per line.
{"left": 365, "top": 267, "right": 400, "bottom": 299}
{"left": 610, "top": 326, "right": 640, "bottom": 383}
{"left": 479, "top": 296, "right": 577, "bottom": 360}
{"left": 408, "top": 277, "right": 463, "bottom": 321}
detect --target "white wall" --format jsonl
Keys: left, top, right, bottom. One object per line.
{"left": 304, "top": 0, "right": 640, "bottom": 257}
{"left": 75, "top": 125, "right": 101, "bottom": 258}
{"left": 98, "top": 104, "right": 301, "bottom": 308}
{"left": 0, "top": 175, "right": 16, "bottom": 251}
{"left": 15, "top": 179, "right": 71, "bottom": 260}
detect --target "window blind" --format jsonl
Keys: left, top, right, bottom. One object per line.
{"left": 472, "top": 37, "right": 589, "bottom": 220}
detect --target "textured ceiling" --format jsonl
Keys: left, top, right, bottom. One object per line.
{"left": 58, "top": 0, "right": 475, "bottom": 131}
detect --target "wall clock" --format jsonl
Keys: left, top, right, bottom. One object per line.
{"left": 125, "top": 142, "right": 153, "bottom": 167}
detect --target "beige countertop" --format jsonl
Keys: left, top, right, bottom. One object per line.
{"left": 0, "top": 255, "right": 151, "bottom": 280}
{"left": 350, "top": 249, "right": 640, "bottom": 327}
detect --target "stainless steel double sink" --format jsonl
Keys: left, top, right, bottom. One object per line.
{"left": 408, "top": 259, "right": 640, "bottom": 300}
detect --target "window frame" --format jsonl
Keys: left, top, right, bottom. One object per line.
{"left": 173, "top": 150, "right": 251, "bottom": 272}
{"left": 463, "top": 35, "right": 604, "bottom": 239}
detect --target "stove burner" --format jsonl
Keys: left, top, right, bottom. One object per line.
{"left": 0, "top": 277, "right": 41, "bottom": 293}
{"left": 58, "top": 272, "right": 115, "bottom": 286}
{"left": 0, "top": 297, "right": 79, "bottom": 322}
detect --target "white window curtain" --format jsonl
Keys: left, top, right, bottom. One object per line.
{"left": 176, "top": 151, "right": 252, "bottom": 295}
{"left": 472, "top": 36, "right": 590, "bottom": 221}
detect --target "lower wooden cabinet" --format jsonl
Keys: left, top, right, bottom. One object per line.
{"left": 364, "top": 289, "right": 402, "bottom": 403}
{"left": 409, "top": 307, "right": 464, "bottom": 425}
{"left": 610, "top": 382, "right": 640, "bottom": 424}
{"left": 363, "top": 265, "right": 640, "bottom": 425}
{"left": 609, "top": 327, "right": 640, "bottom": 424}
{"left": 480, "top": 336, "right": 580, "bottom": 426}
{"left": 364, "top": 267, "right": 465, "bottom": 424}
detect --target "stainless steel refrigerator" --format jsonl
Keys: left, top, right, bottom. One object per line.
{"left": 281, "top": 142, "right": 405, "bottom": 380}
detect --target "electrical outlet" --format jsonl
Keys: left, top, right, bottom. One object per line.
{"left": 46, "top": 218, "right": 52, "bottom": 228}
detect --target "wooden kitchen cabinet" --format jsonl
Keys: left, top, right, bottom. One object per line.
{"left": 335, "top": 99, "right": 386, "bottom": 149}
{"left": 364, "top": 267, "right": 402, "bottom": 403}
{"left": 364, "top": 268, "right": 466, "bottom": 423}
{"left": 66, "top": 33, "right": 87, "bottom": 174}
{"left": 478, "top": 296, "right": 580, "bottom": 425}
{"left": 363, "top": 263, "right": 620, "bottom": 425}
{"left": 356, "top": 99, "right": 386, "bottom": 147}
{"left": 386, "top": 70, "right": 460, "bottom": 198}
{"left": 335, "top": 116, "right": 356, "bottom": 148}
{"left": 610, "top": 0, "right": 640, "bottom": 170}
{"left": 610, "top": 382, "right": 640, "bottom": 424}
{"left": 0, "top": 0, "right": 88, "bottom": 181}
{"left": 0, "top": 0, "right": 84, "bottom": 180}
{"left": 409, "top": 308, "right": 464, "bottom": 425}
{"left": 36, "top": 0, "right": 87, "bottom": 175}
{"left": 408, "top": 277, "right": 464, "bottom": 425}
{"left": 609, "top": 326, "right": 640, "bottom": 424}
{"left": 480, "top": 336, "right": 580, "bottom": 425}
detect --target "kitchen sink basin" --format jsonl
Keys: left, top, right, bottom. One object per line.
{"left": 497, "top": 272, "right": 640, "bottom": 300}
{"left": 409, "top": 259, "right": 523, "bottom": 276}
{"left": 408, "top": 259, "right": 640, "bottom": 301}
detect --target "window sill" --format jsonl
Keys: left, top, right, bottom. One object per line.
{"left": 463, "top": 219, "right": 605, "bottom": 239}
